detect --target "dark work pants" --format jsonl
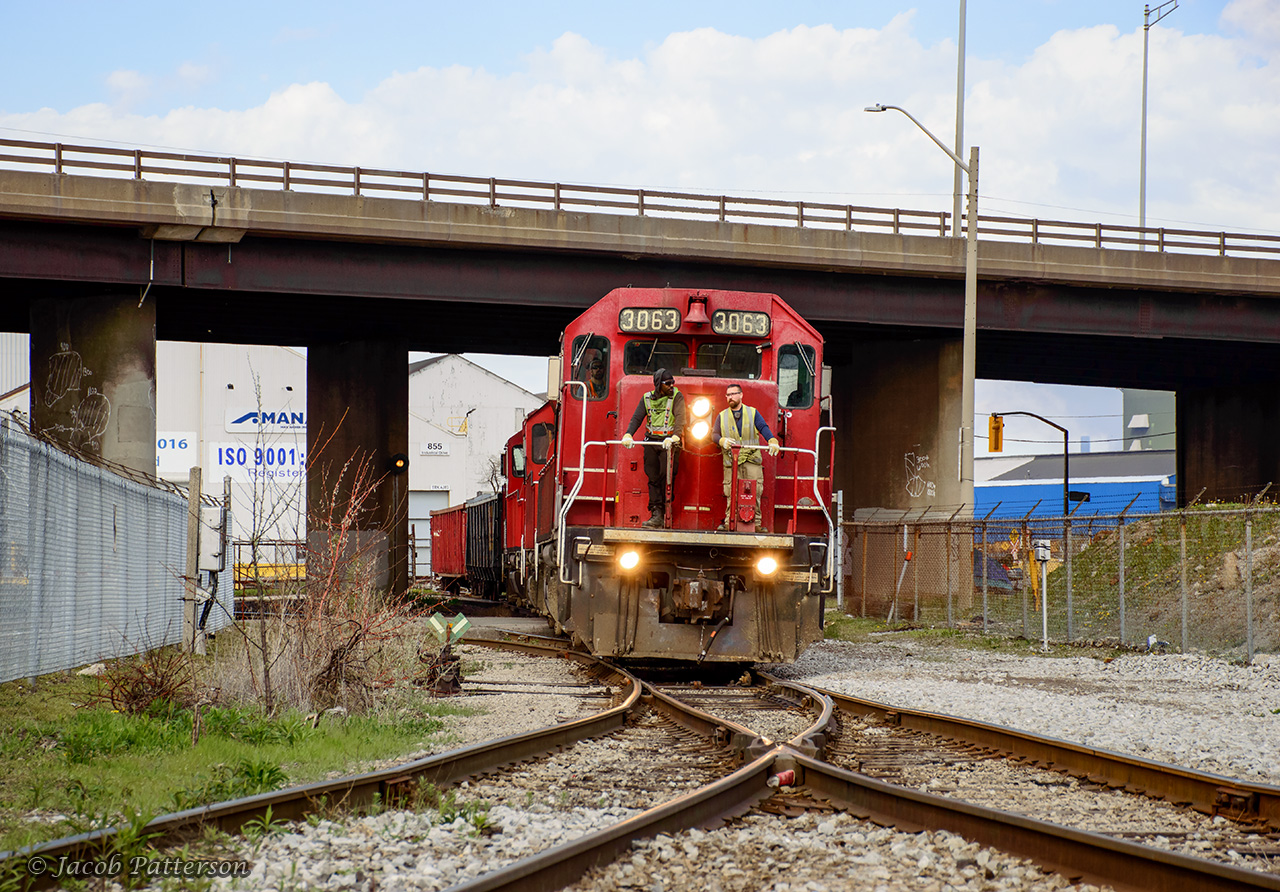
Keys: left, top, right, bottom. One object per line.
{"left": 643, "top": 439, "right": 681, "bottom": 512}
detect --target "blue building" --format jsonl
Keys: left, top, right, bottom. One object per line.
{"left": 976, "top": 450, "right": 1176, "bottom": 521}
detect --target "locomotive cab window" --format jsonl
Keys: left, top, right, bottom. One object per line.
{"left": 530, "top": 422, "right": 555, "bottom": 465}
{"left": 695, "top": 343, "right": 762, "bottom": 379}
{"left": 508, "top": 444, "right": 526, "bottom": 479}
{"left": 779, "top": 343, "right": 817, "bottom": 408}
{"left": 623, "top": 340, "right": 689, "bottom": 377}
{"left": 570, "top": 335, "right": 611, "bottom": 401}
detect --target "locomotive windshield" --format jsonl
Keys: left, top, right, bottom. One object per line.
{"left": 695, "top": 343, "right": 761, "bottom": 379}
{"left": 779, "top": 343, "right": 817, "bottom": 408}
{"left": 623, "top": 339, "right": 688, "bottom": 376}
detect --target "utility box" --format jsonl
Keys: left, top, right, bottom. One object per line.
{"left": 198, "top": 505, "right": 226, "bottom": 571}
{"left": 1033, "top": 539, "right": 1051, "bottom": 563}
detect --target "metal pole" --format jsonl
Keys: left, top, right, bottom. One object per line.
{"left": 1040, "top": 553, "right": 1049, "bottom": 651}
{"left": 1179, "top": 511, "right": 1188, "bottom": 653}
{"left": 981, "top": 520, "right": 989, "bottom": 631}
{"left": 1063, "top": 428, "right": 1069, "bottom": 517}
{"left": 961, "top": 146, "right": 978, "bottom": 509}
{"left": 1140, "top": 1, "right": 1178, "bottom": 249}
{"left": 1119, "top": 519, "right": 1127, "bottom": 644}
{"left": 1065, "top": 517, "right": 1073, "bottom": 641}
{"left": 1246, "top": 514, "right": 1254, "bottom": 663}
{"left": 953, "top": 0, "right": 967, "bottom": 238}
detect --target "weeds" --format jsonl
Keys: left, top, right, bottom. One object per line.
{"left": 241, "top": 805, "right": 288, "bottom": 846}
{"left": 169, "top": 759, "right": 289, "bottom": 811}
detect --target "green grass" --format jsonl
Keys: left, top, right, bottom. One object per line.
{"left": 0, "top": 672, "right": 476, "bottom": 854}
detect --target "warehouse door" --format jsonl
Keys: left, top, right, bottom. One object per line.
{"left": 409, "top": 490, "right": 450, "bottom": 578}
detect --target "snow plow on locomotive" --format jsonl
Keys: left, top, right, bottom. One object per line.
{"left": 497, "top": 286, "right": 834, "bottom": 664}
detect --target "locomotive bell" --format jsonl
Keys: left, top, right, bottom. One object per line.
{"left": 685, "top": 295, "right": 710, "bottom": 326}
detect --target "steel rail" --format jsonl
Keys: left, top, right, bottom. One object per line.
{"left": 793, "top": 752, "right": 1280, "bottom": 892}
{"left": 443, "top": 745, "right": 783, "bottom": 892}
{"left": 0, "top": 641, "right": 636, "bottom": 889}
{"left": 443, "top": 672, "right": 840, "bottom": 892}
{"left": 781, "top": 675, "right": 1280, "bottom": 830}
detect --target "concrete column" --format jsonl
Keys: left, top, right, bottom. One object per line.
{"left": 306, "top": 340, "right": 409, "bottom": 598}
{"left": 1178, "top": 385, "right": 1280, "bottom": 504}
{"left": 830, "top": 336, "right": 966, "bottom": 619}
{"left": 830, "top": 336, "right": 964, "bottom": 516}
{"left": 29, "top": 294, "right": 156, "bottom": 477}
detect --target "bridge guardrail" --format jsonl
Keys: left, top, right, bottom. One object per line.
{"left": 2, "top": 137, "right": 1279, "bottom": 259}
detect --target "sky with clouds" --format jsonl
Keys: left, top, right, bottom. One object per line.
{"left": 3, "top": 0, "right": 1274, "bottom": 456}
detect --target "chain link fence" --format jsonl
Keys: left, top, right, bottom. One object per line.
{"left": 0, "top": 415, "right": 233, "bottom": 684}
{"left": 843, "top": 504, "right": 1280, "bottom": 661}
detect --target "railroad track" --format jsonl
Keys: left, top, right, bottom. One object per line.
{"left": 5, "top": 638, "right": 1279, "bottom": 891}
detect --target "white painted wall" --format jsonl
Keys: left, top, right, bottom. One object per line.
{"left": 408, "top": 354, "right": 543, "bottom": 507}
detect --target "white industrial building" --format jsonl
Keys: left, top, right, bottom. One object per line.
{"left": 0, "top": 338, "right": 545, "bottom": 573}
{"left": 406, "top": 354, "right": 544, "bottom": 571}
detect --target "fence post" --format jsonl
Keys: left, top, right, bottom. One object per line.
{"left": 1246, "top": 512, "right": 1254, "bottom": 664}
{"left": 1179, "top": 511, "right": 1188, "bottom": 653}
{"left": 981, "top": 521, "right": 989, "bottom": 631}
{"left": 913, "top": 525, "right": 920, "bottom": 623}
{"left": 1021, "top": 518, "right": 1030, "bottom": 638}
{"left": 1065, "top": 516, "right": 1073, "bottom": 640}
{"left": 860, "top": 527, "right": 868, "bottom": 617}
{"left": 945, "top": 521, "right": 953, "bottom": 627}
{"left": 184, "top": 466, "right": 203, "bottom": 653}
{"left": 1119, "top": 519, "right": 1126, "bottom": 645}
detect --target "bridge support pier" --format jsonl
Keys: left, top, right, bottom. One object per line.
{"left": 1178, "top": 385, "right": 1280, "bottom": 504}
{"left": 829, "top": 336, "right": 967, "bottom": 515}
{"left": 28, "top": 293, "right": 157, "bottom": 477}
{"left": 306, "top": 340, "right": 409, "bottom": 599}
{"left": 829, "top": 336, "right": 969, "bottom": 618}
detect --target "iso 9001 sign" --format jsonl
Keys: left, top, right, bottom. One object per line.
{"left": 209, "top": 441, "right": 306, "bottom": 484}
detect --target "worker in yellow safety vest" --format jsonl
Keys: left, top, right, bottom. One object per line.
{"left": 622, "top": 368, "right": 686, "bottom": 528}
{"left": 712, "top": 383, "right": 780, "bottom": 532}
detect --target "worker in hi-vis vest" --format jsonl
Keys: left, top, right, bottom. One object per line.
{"left": 712, "top": 383, "right": 780, "bottom": 532}
{"left": 622, "top": 368, "right": 686, "bottom": 528}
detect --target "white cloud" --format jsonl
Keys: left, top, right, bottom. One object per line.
{"left": 4, "top": 19, "right": 1277, "bottom": 234}
{"left": 105, "top": 69, "right": 151, "bottom": 109}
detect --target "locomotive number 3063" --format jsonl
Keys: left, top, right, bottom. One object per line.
{"left": 711, "top": 310, "right": 771, "bottom": 336}
{"left": 618, "top": 307, "right": 681, "bottom": 333}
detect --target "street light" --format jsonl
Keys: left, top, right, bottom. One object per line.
{"left": 1140, "top": 1, "right": 1178, "bottom": 249}
{"left": 866, "top": 103, "right": 978, "bottom": 511}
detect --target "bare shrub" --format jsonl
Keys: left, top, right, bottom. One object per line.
{"left": 89, "top": 644, "right": 194, "bottom": 715}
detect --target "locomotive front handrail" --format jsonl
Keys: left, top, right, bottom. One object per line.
{"left": 557, "top": 435, "right": 836, "bottom": 592}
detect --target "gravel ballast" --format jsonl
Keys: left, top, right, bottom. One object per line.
{"left": 771, "top": 638, "right": 1280, "bottom": 784}
{"left": 183, "top": 637, "right": 1279, "bottom": 891}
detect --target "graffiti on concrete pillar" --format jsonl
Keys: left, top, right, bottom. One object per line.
{"left": 72, "top": 387, "right": 112, "bottom": 449}
{"left": 44, "top": 343, "right": 91, "bottom": 407}
{"left": 41, "top": 342, "right": 112, "bottom": 450}
{"left": 905, "top": 448, "right": 936, "bottom": 499}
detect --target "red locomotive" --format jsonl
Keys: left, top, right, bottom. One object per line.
{"left": 435, "top": 286, "right": 834, "bottom": 663}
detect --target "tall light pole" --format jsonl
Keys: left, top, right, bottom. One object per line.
{"left": 866, "top": 103, "right": 978, "bottom": 512}
{"left": 1140, "top": 1, "right": 1178, "bottom": 249}
{"left": 952, "top": 0, "right": 967, "bottom": 238}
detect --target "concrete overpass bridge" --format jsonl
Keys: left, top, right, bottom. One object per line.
{"left": 3, "top": 138, "right": 1280, "bottom": 593}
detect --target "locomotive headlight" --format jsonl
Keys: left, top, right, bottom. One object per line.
{"left": 691, "top": 420, "right": 710, "bottom": 440}
{"left": 691, "top": 396, "right": 711, "bottom": 418}
{"left": 619, "top": 549, "right": 641, "bottom": 571}
{"left": 755, "top": 555, "right": 779, "bottom": 577}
